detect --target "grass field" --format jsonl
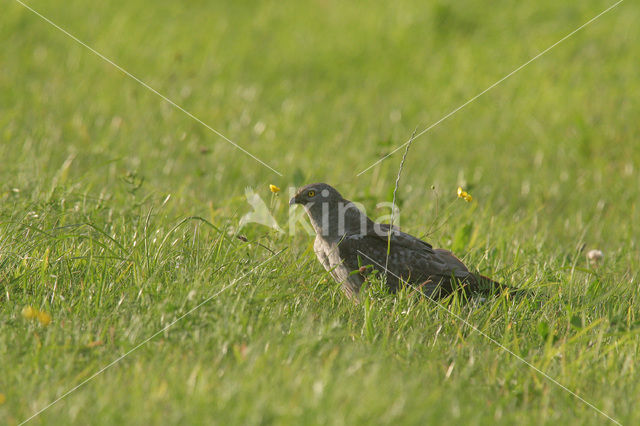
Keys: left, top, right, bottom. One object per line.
{"left": 1, "top": 0, "right": 639, "bottom": 424}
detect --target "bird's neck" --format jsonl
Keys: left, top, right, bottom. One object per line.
{"left": 305, "top": 199, "right": 373, "bottom": 240}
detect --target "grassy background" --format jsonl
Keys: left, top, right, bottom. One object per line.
{"left": 1, "top": 0, "right": 639, "bottom": 424}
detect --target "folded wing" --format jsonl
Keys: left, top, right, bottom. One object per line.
{"left": 338, "top": 230, "right": 476, "bottom": 296}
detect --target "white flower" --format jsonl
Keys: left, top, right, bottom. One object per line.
{"left": 587, "top": 249, "right": 604, "bottom": 265}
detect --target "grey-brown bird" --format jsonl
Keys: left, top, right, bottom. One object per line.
{"left": 290, "top": 183, "right": 502, "bottom": 301}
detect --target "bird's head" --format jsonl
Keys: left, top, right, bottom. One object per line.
{"left": 289, "top": 183, "right": 343, "bottom": 207}
{"left": 290, "top": 183, "right": 371, "bottom": 238}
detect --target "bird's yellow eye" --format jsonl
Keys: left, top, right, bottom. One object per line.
{"left": 307, "top": 190, "right": 316, "bottom": 197}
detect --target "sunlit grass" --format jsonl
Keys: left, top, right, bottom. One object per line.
{"left": 1, "top": 0, "right": 639, "bottom": 424}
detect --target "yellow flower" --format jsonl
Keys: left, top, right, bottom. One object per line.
{"left": 457, "top": 187, "right": 473, "bottom": 202}
{"left": 269, "top": 184, "right": 280, "bottom": 193}
{"left": 21, "top": 305, "right": 37, "bottom": 320}
{"left": 37, "top": 311, "right": 52, "bottom": 326}
{"left": 0, "top": 393, "right": 5, "bottom": 405}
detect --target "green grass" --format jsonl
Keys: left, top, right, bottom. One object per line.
{"left": 1, "top": 0, "right": 639, "bottom": 424}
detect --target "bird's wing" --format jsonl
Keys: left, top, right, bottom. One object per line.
{"left": 337, "top": 234, "right": 387, "bottom": 273}
{"left": 431, "top": 248, "right": 472, "bottom": 277}
{"left": 371, "top": 225, "right": 470, "bottom": 278}
{"left": 338, "top": 234, "right": 474, "bottom": 294}
{"left": 369, "top": 223, "right": 434, "bottom": 254}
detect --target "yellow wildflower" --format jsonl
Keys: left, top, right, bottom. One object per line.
{"left": 0, "top": 393, "right": 5, "bottom": 405}
{"left": 21, "top": 305, "right": 37, "bottom": 320}
{"left": 269, "top": 184, "right": 281, "bottom": 193}
{"left": 457, "top": 187, "right": 473, "bottom": 202}
{"left": 37, "top": 311, "right": 52, "bottom": 326}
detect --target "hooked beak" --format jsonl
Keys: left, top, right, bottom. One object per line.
{"left": 289, "top": 195, "right": 298, "bottom": 206}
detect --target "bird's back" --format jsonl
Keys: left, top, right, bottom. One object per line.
{"left": 339, "top": 233, "right": 475, "bottom": 295}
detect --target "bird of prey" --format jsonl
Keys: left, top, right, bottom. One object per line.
{"left": 290, "top": 183, "right": 501, "bottom": 301}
